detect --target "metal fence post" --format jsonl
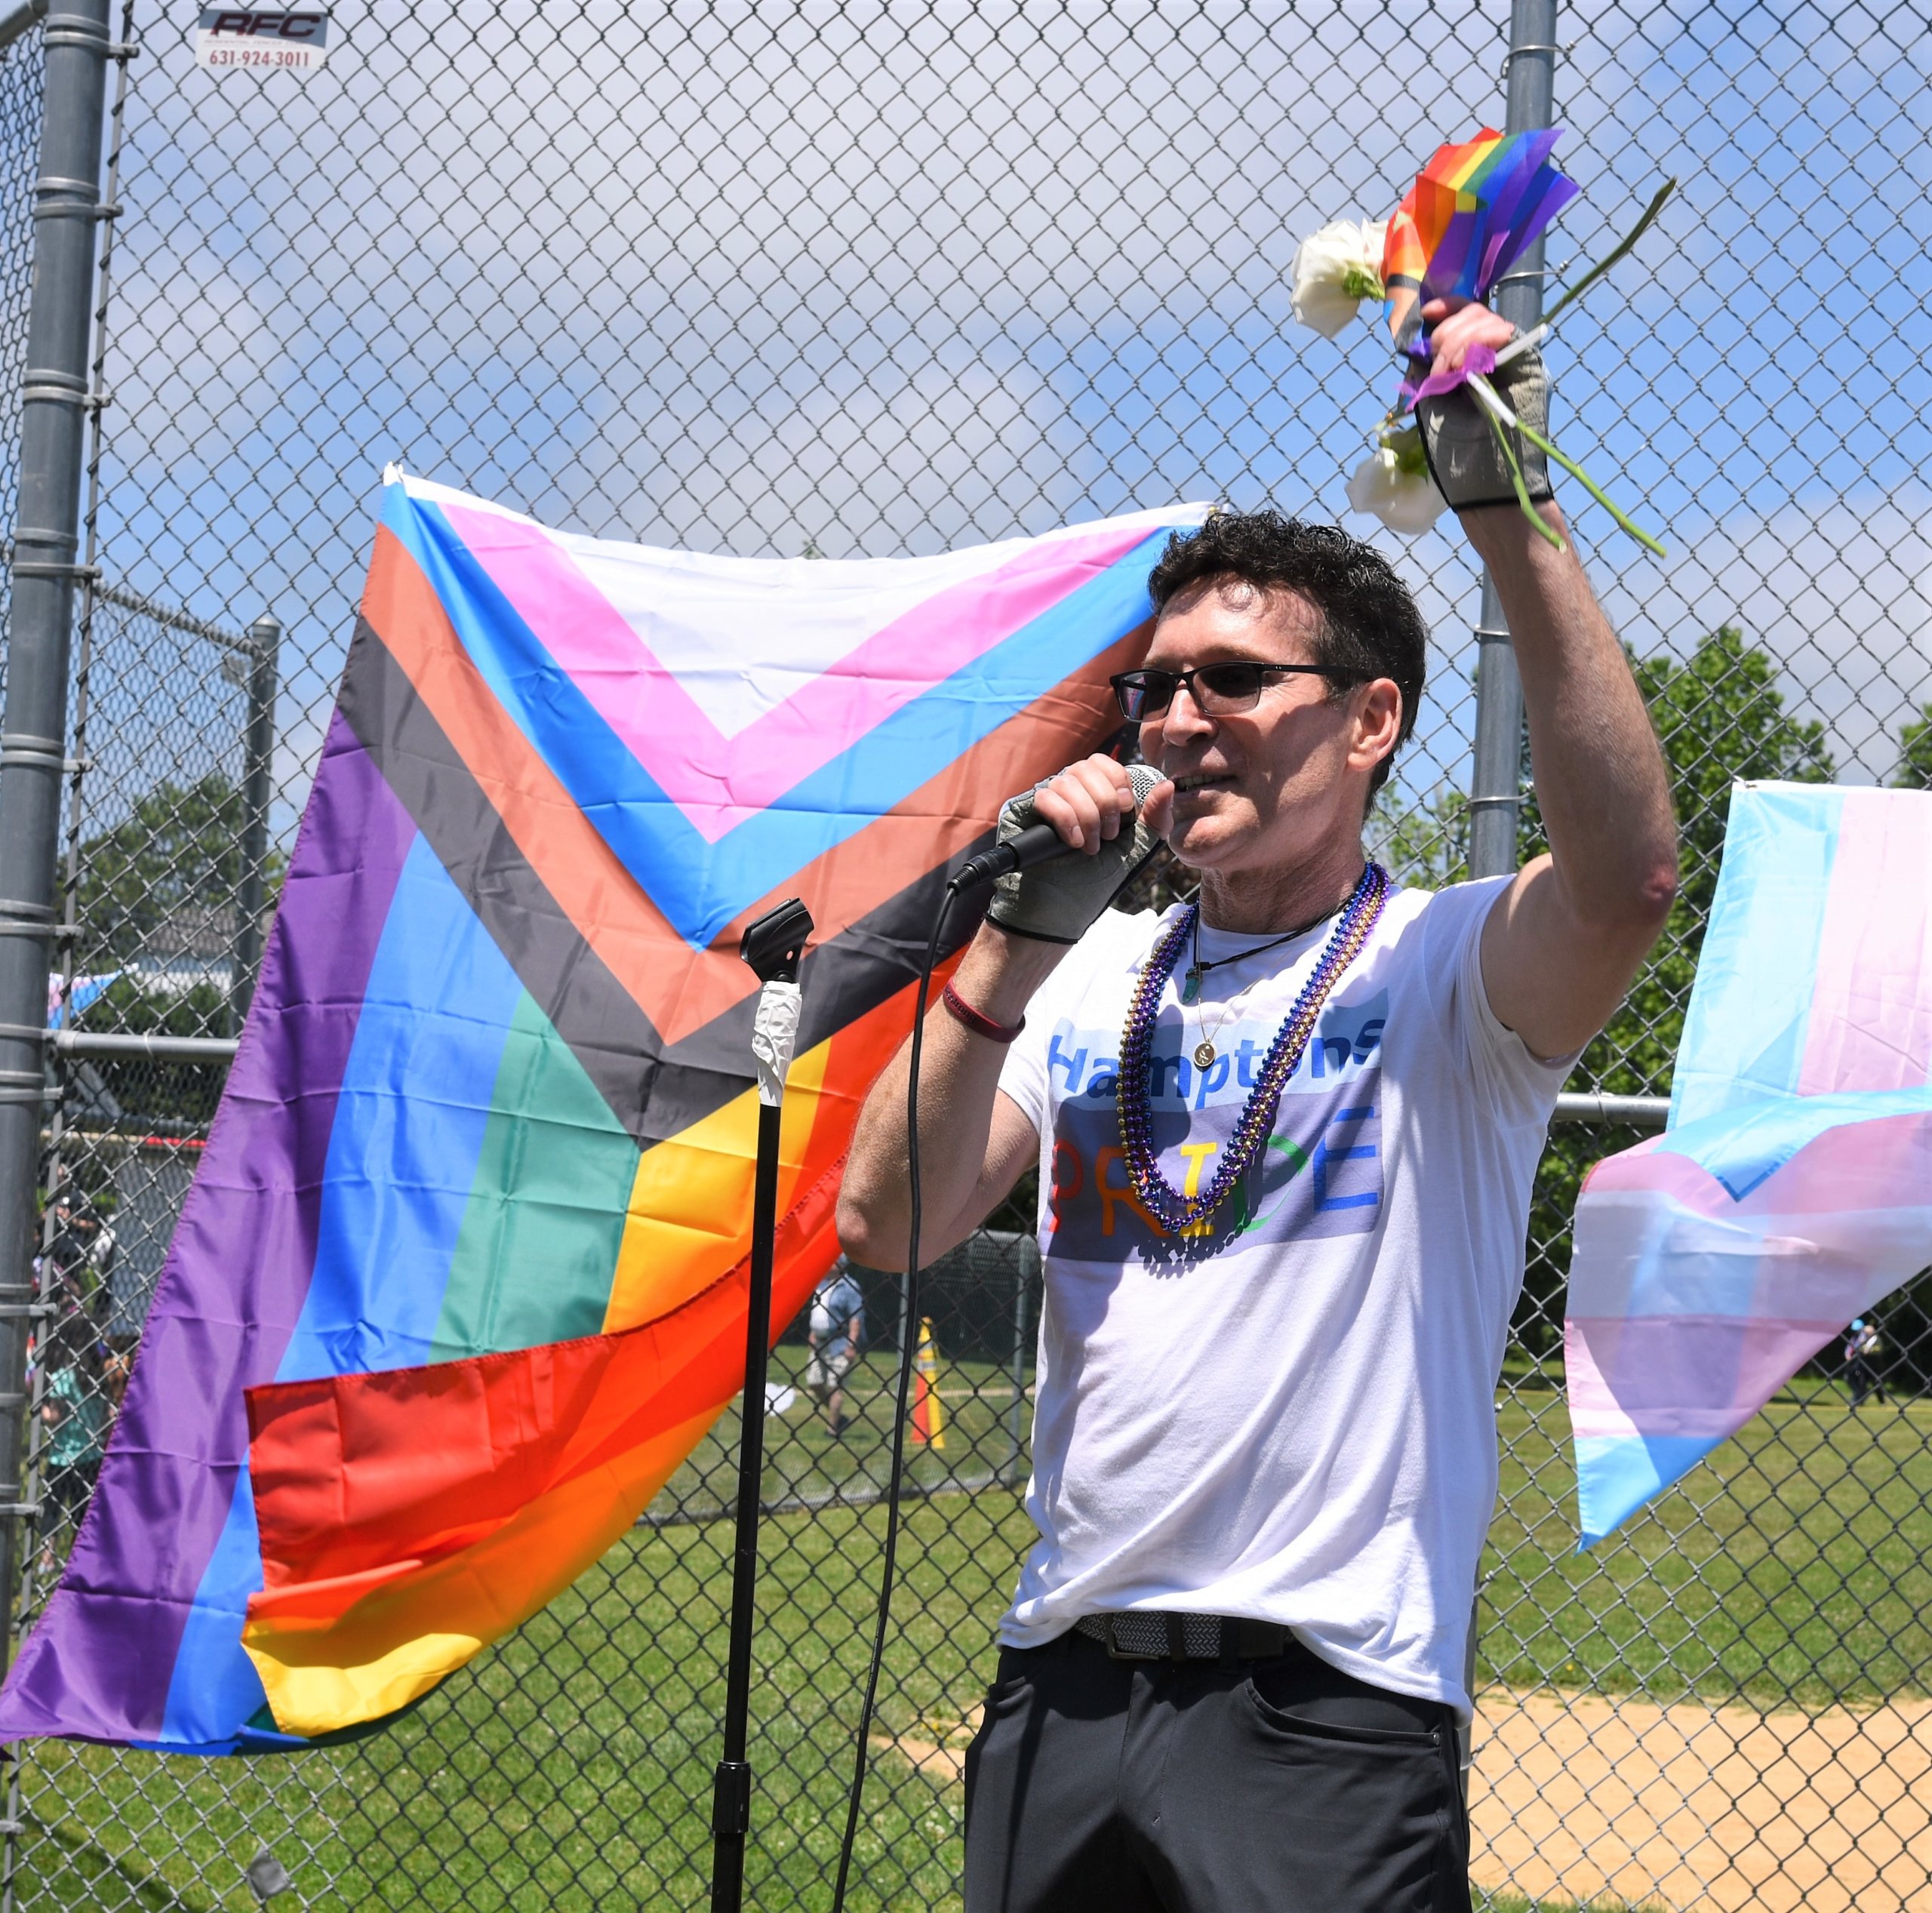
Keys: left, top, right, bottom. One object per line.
{"left": 231, "top": 614, "right": 280, "bottom": 1028}
{"left": 0, "top": 0, "right": 109, "bottom": 1652}
{"left": 1466, "top": 0, "right": 1558, "bottom": 880}
{"left": 1004, "top": 1259, "right": 1027, "bottom": 1486}
{"left": 1461, "top": 0, "right": 1561, "bottom": 1785}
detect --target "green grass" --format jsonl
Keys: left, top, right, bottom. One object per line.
{"left": 15, "top": 1494, "right": 1031, "bottom": 1912}
{"left": 12, "top": 1358, "right": 1931, "bottom": 1909}
{"left": 658, "top": 1345, "right": 1035, "bottom": 1519}
{"left": 1481, "top": 1383, "right": 1932, "bottom": 1710}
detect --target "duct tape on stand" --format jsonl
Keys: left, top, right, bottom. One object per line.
{"left": 752, "top": 980, "right": 801, "bottom": 1107}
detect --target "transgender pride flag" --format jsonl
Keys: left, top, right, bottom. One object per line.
{"left": 0, "top": 473, "right": 1208, "bottom": 1752}
{"left": 1567, "top": 782, "right": 1932, "bottom": 1545}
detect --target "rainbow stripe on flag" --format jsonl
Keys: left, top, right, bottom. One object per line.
{"left": 1567, "top": 782, "right": 1932, "bottom": 1546}
{"left": 1380, "top": 127, "right": 1577, "bottom": 353}
{"left": 0, "top": 474, "right": 1208, "bottom": 1752}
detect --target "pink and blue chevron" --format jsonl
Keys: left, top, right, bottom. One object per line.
{"left": 0, "top": 474, "right": 1213, "bottom": 1752}
{"left": 1566, "top": 782, "right": 1932, "bottom": 1546}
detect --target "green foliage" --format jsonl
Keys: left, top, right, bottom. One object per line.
{"left": 68, "top": 772, "right": 284, "bottom": 1124}
{"left": 76, "top": 772, "right": 282, "bottom": 967}
{"left": 1580, "top": 624, "right": 1835, "bottom": 1096}
{"left": 1892, "top": 702, "right": 1932, "bottom": 789}
{"left": 1371, "top": 777, "right": 1466, "bottom": 890}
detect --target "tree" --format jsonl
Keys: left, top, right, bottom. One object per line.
{"left": 1892, "top": 703, "right": 1932, "bottom": 789}
{"left": 77, "top": 772, "right": 282, "bottom": 966}
{"left": 72, "top": 772, "right": 286, "bottom": 1122}
{"left": 1579, "top": 625, "right": 1834, "bottom": 1096}
{"left": 1369, "top": 778, "right": 1466, "bottom": 891}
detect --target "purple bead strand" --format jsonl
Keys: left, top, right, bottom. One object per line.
{"left": 1113, "top": 863, "right": 1390, "bottom": 1234}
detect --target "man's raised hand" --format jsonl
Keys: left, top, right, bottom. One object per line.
{"left": 1417, "top": 294, "right": 1514, "bottom": 375}
{"left": 1414, "top": 294, "right": 1553, "bottom": 515}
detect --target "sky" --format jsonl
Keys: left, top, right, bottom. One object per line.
{"left": 17, "top": 0, "right": 1928, "bottom": 843}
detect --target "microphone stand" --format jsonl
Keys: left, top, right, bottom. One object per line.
{"left": 711, "top": 895, "right": 814, "bottom": 1913}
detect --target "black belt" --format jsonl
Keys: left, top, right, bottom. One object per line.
{"left": 1072, "top": 1612, "right": 1300, "bottom": 1662}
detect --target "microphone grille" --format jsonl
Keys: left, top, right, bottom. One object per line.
{"left": 1125, "top": 761, "right": 1161, "bottom": 809}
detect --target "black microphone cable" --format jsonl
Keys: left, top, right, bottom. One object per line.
{"left": 829, "top": 876, "right": 961, "bottom": 1913}
{"left": 829, "top": 770, "right": 1155, "bottom": 1907}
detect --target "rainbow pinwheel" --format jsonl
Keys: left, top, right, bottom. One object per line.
{"left": 1293, "top": 128, "right": 1671, "bottom": 555}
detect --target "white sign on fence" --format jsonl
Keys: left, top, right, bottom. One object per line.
{"left": 195, "top": 9, "right": 330, "bottom": 73}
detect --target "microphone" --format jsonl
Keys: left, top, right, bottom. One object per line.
{"left": 951, "top": 762, "right": 1162, "bottom": 890}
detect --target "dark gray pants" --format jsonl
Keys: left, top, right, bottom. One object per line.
{"left": 963, "top": 1627, "right": 1471, "bottom": 1913}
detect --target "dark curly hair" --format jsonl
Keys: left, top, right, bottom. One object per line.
{"left": 1145, "top": 509, "right": 1426, "bottom": 802}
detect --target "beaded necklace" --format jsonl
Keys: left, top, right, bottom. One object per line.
{"left": 1115, "top": 862, "right": 1389, "bottom": 1235}
{"left": 1180, "top": 906, "right": 1341, "bottom": 1007}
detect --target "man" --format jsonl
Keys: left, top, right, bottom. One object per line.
{"left": 1843, "top": 1318, "right": 1881, "bottom": 1408}
{"left": 837, "top": 296, "right": 1676, "bottom": 1912}
{"left": 805, "top": 1259, "right": 866, "bottom": 1438}
{"left": 33, "top": 1304, "right": 106, "bottom": 1582}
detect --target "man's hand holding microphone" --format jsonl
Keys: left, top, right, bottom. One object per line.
{"left": 834, "top": 755, "right": 1171, "bottom": 1272}
{"left": 963, "top": 756, "right": 1171, "bottom": 943}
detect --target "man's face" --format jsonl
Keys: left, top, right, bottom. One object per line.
{"left": 1140, "top": 580, "right": 1396, "bottom": 877}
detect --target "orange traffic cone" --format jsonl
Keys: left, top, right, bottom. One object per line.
{"left": 910, "top": 1316, "right": 946, "bottom": 1450}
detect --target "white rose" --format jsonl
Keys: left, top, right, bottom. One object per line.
{"left": 1345, "top": 426, "right": 1447, "bottom": 535}
{"left": 1290, "top": 219, "right": 1387, "bottom": 338}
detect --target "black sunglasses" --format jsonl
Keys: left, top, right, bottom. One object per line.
{"left": 1109, "top": 662, "right": 1346, "bottom": 722}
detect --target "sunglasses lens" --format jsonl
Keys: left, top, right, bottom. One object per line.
{"left": 1115, "top": 672, "right": 1176, "bottom": 720}
{"left": 1194, "top": 664, "right": 1267, "bottom": 712}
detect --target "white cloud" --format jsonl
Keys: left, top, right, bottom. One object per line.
{"left": 74, "top": 0, "right": 1925, "bottom": 844}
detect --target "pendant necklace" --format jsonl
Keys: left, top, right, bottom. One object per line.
{"left": 1190, "top": 986, "right": 1249, "bottom": 1072}
{"left": 1181, "top": 896, "right": 1352, "bottom": 1069}
{"left": 1117, "top": 863, "right": 1390, "bottom": 1236}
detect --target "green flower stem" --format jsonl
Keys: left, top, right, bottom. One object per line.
{"left": 1540, "top": 178, "right": 1678, "bottom": 331}
{"left": 1482, "top": 408, "right": 1567, "bottom": 549}
{"left": 1468, "top": 372, "right": 1664, "bottom": 558}
{"left": 1512, "top": 415, "right": 1668, "bottom": 559}
{"left": 1466, "top": 374, "right": 1566, "bottom": 550}
{"left": 1489, "top": 180, "right": 1676, "bottom": 374}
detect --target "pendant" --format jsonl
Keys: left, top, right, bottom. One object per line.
{"left": 1192, "top": 1039, "right": 1217, "bottom": 1069}
{"left": 1180, "top": 967, "right": 1202, "bottom": 1006}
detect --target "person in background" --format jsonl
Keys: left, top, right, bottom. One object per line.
{"left": 1843, "top": 1318, "right": 1882, "bottom": 1409}
{"left": 82, "top": 1200, "right": 116, "bottom": 1290}
{"left": 34, "top": 1306, "right": 106, "bottom": 1582}
{"left": 806, "top": 1261, "right": 866, "bottom": 1438}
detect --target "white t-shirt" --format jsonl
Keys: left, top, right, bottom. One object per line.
{"left": 995, "top": 875, "right": 1567, "bottom": 1716}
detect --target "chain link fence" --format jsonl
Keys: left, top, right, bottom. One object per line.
{"left": 0, "top": 23, "right": 38, "bottom": 709}
{"left": 1, "top": 0, "right": 1928, "bottom": 1907}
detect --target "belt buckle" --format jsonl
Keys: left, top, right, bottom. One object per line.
{"left": 1101, "top": 1614, "right": 1173, "bottom": 1662}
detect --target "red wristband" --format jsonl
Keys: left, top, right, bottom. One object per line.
{"left": 940, "top": 981, "right": 1025, "bottom": 1044}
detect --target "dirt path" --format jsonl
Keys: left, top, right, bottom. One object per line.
{"left": 875, "top": 1689, "right": 1932, "bottom": 1911}
{"left": 1469, "top": 1688, "right": 1932, "bottom": 1912}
